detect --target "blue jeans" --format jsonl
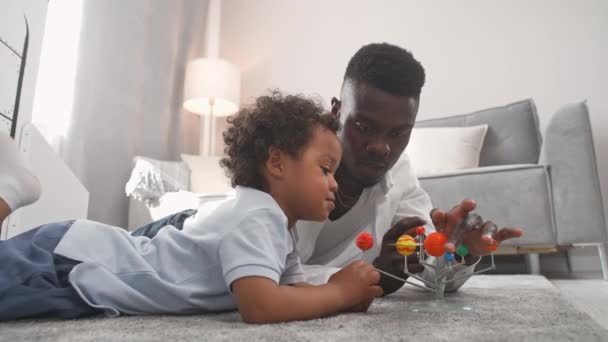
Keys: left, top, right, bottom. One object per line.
{"left": 131, "top": 209, "right": 197, "bottom": 238}
{"left": 0, "top": 210, "right": 197, "bottom": 321}
{"left": 0, "top": 221, "right": 99, "bottom": 320}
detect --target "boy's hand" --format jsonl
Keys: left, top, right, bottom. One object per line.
{"left": 327, "top": 260, "right": 383, "bottom": 311}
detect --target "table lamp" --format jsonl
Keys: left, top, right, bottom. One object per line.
{"left": 183, "top": 57, "right": 240, "bottom": 156}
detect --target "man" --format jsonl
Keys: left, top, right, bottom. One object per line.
{"left": 294, "top": 43, "right": 523, "bottom": 294}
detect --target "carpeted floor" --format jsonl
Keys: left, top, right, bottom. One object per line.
{"left": 2, "top": 275, "right": 607, "bottom": 342}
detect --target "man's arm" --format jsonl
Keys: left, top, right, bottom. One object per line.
{"left": 376, "top": 175, "right": 480, "bottom": 295}
{"left": 372, "top": 165, "right": 436, "bottom": 296}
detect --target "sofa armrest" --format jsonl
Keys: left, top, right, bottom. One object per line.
{"left": 540, "top": 101, "right": 608, "bottom": 245}
{"left": 419, "top": 164, "right": 556, "bottom": 246}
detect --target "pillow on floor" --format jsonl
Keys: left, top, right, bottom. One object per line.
{"left": 406, "top": 124, "right": 488, "bottom": 177}
{"left": 180, "top": 154, "right": 232, "bottom": 194}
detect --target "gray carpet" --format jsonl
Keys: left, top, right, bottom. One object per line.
{"left": 2, "top": 275, "right": 607, "bottom": 342}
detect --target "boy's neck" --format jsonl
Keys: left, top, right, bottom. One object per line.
{"left": 267, "top": 187, "right": 297, "bottom": 230}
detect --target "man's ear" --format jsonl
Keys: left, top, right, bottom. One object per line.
{"left": 330, "top": 97, "right": 341, "bottom": 120}
{"left": 265, "top": 146, "right": 284, "bottom": 179}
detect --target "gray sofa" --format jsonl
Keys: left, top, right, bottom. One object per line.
{"left": 417, "top": 99, "right": 608, "bottom": 279}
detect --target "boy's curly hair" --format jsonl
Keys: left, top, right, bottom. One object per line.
{"left": 221, "top": 90, "right": 340, "bottom": 190}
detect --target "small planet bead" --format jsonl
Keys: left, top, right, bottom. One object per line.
{"left": 456, "top": 244, "right": 469, "bottom": 257}
{"left": 396, "top": 235, "right": 417, "bottom": 256}
{"left": 355, "top": 232, "right": 374, "bottom": 251}
{"left": 444, "top": 253, "right": 455, "bottom": 262}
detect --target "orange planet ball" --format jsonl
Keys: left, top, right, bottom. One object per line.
{"left": 396, "top": 235, "right": 417, "bottom": 256}
{"left": 423, "top": 232, "right": 448, "bottom": 257}
{"left": 415, "top": 226, "right": 426, "bottom": 236}
{"left": 355, "top": 232, "right": 374, "bottom": 251}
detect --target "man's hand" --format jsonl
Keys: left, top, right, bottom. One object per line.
{"left": 372, "top": 216, "right": 427, "bottom": 295}
{"left": 430, "top": 199, "right": 524, "bottom": 257}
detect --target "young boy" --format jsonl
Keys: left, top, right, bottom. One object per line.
{"left": 0, "top": 91, "right": 383, "bottom": 323}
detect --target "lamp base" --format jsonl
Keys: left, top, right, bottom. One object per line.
{"left": 199, "top": 110, "right": 213, "bottom": 157}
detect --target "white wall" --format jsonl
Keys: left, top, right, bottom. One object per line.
{"left": 221, "top": 0, "right": 608, "bottom": 220}
{"left": 31, "top": 0, "right": 84, "bottom": 148}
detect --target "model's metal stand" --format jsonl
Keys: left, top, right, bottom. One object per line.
{"left": 375, "top": 253, "right": 496, "bottom": 300}
{"left": 374, "top": 235, "right": 497, "bottom": 312}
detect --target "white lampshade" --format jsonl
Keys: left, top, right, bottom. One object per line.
{"left": 183, "top": 58, "right": 240, "bottom": 116}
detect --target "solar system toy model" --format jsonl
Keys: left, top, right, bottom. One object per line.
{"left": 355, "top": 223, "right": 498, "bottom": 304}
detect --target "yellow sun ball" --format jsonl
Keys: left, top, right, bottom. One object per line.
{"left": 396, "top": 235, "right": 417, "bottom": 256}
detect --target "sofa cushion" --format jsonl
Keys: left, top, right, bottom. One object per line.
{"left": 406, "top": 125, "right": 488, "bottom": 177}
{"left": 419, "top": 164, "right": 556, "bottom": 246}
{"left": 415, "top": 99, "right": 542, "bottom": 167}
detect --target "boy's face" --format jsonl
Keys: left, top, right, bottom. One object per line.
{"left": 333, "top": 80, "right": 419, "bottom": 187}
{"left": 282, "top": 127, "right": 342, "bottom": 222}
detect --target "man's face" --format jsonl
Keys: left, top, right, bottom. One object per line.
{"left": 334, "top": 80, "right": 419, "bottom": 187}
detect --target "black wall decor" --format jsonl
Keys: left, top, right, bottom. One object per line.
{"left": 0, "top": 16, "right": 29, "bottom": 138}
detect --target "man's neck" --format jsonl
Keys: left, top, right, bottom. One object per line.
{"left": 334, "top": 165, "right": 364, "bottom": 198}
{"left": 330, "top": 165, "right": 366, "bottom": 221}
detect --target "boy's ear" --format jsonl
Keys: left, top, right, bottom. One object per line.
{"left": 265, "top": 146, "right": 284, "bottom": 178}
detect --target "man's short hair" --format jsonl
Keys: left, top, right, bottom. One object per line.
{"left": 344, "top": 43, "right": 425, "bottom": 97}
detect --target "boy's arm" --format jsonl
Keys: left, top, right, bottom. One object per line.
{"left": 232, "top": 277, "right": 343, "bottom": 324}
{"left": 290, "top": 281, "right": 375, "bottom": 312}
{"left": 290, "top": 282, "right": 315, "bottom": 288}
{"left": 232, "top": 261, "right": 382, "bottom": 324}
